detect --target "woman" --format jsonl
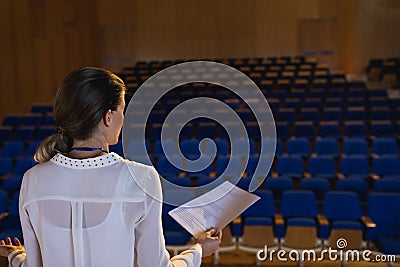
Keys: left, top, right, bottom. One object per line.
{"left": 0, "top": 67, "right": 221, "bottom": 266}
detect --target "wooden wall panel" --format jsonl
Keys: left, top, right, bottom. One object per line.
{"left": 1, "top": 0, "right": 400, "bottom": 120}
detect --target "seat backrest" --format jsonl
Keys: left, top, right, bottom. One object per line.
{"left": 339, "top": 156, "right": 369, "bottom": 175}
{"left": 242, "top": 190, "right": 275, "bottom": 217}
{"left": 323, "top": 191, "right": 362, "bottom": 221}
{"left": 281, "top": 190, "right": 318, "bottom": 218}
{"left": 367, "top": 193, "right": 400, "bottom": 236}
{"left": 308, "top": 156, "right": 336, "bottom": 175}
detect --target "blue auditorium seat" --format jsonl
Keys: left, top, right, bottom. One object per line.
{"left": 286, "top": 138, "right": 311, "bottom": 157}
{"left": 342, "top": 138, "right": 369, "bottom": 156}
{"left": 1, "top": 141, "right": 24, "bottom": 158}
{"left": 338, "top": 156, "right": 369, "bottom": 180}
{"left": 372, "top": 137, "right": 399, "bottom": 156}
{"left": 275, "top": 155, "right": 304, "bottom": 179}
{"left": 313, "top": 138, "right": 339, "bottom": 158}
{"left": 299, "top": 178, "right": 330, "bottom": 204}
{"left": 307, "top": 156, "right": 336, "bottom": 180}
{"left": 372, "top": 156, "right": 400, "bottom": 180}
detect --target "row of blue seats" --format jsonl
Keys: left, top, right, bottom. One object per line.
{"left": 125, "top": 138, "right": 400, "bottom": 159}
{"left": 163, "top": 189, "right": 400, "bottom": 262}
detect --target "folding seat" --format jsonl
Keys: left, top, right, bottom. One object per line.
{"left": 22, "top": 113, "right": 43, "bottom": 126}
{"left": 299, "top": 178, "right": 330, "bottom": 204}
{"left": 2, "top": 115, "right": 22, "bottom": 127}
{"left": 214, "top": 156, "right": 244, "bottom": 179}
{"left": 109, "top": 141, "right": 123, "bottom": 156}
{"left": 270, "top": 89, "right": 286, "bottom": 103}
{"left": 275, "top": 155, "right": 304, "bottom": 179}
{"left": 0, "top": 157, "right": 13, "bottom": 177}
{"left": 44, "top": 113, "right": 56, "bottom": 126}
{"left": 237, "top": 109, "right": 254, "bottom": 123}
{"left": 293, "top": 121, "right": 315, "bottom": 140}
{"left": 369, "top": 96, "right": 388, "bottom": 106}
{"left": 313, "top": 138, "right": 339, "bottom": 158}
{"left": 180, "top": 140, "right": 201, "bottom": 158}
{"left": 370, "top": 120, "right": 395, "bottom": 138}
{"left": 13, "top": 126, "right": 36, "bottom": 141}
{"left": 366, "top": 193, "right": 400, "bottom": 260}
{"left": 14, "top": 157, "right": 36, "bottom": 177}
{"left": 276, "top": 122, "right": 291, "bottom": 140}
{"left": 306, "top": 156, "right": 336, "bottom": 179}
{"left": 372, "top": 137, "right": 399, "bottom": 156}
{"left": 322, "top": 191, "right": 371, "bottom": 250}
{"left": 373, "top": 179, "right": 400, "bottom": 193}
{"left": 338, "top": 156, "right": 369, "bottom": 180}
{"left": 0, "top": 126, "right": 12, "bottom": 142}
{"left": 289, "top": 89, "right": 306, "bottom": 100}
{"left": 156, "top": 156, "right": 184, "bottom": 179}
{"left": 342, "top": 138, "right": 369, "bottom": 156}
{"left": 303, "top": 97, "right": 321, "bottom": 108}
{"left": 185, "top": 155, "right": 213, "bottom": 178}
{"left": 231, "top": 139, "right": 256, "bottom": 156}
{"left": 280, "top": 190, "right": 326, "bottom": 261}
{"left": 30, "top": 105, "right": 53, "bottom": 114}
{"left": 372, "top": 156, "right": 400, "bottom": 180}
{"left": 201, "top": 139, "right": 229, "bottom": 156}
{"left": 36, "top": 126, "right": 57, "bottom": 141}
{"left": 308, "top": 88, "right": 325, "bottom": 98}
{"left": 322, "top": 107, "right": 343, "bottom": 122}
{"left": 0, "top": 141, "right": 24, "bottom": 158}
{"left": 286, "top": 138, "right": 311, "bottom": 157}
{"left": 263, "top": 177, "right": 294, "bottom": 203}
{"left": 343, "top": 121, "right": 368, "bottom": 139}
{"left": 335, "top": 179, "right": 369, "bottom": 204}
{"left": 325, "top": 97, "right": 342, "bottom": 108}
{"left": 153, "top": 139, "right": 178, "bottom": 158}
{"left": 265, "top": 98, "right": 280, "bottom": 112}
{"left": 370, "top": 107, "right": 392, "bottom": 121}
{"left": 125, "top": 140, "right": 151, "bottom": 161}
{"left": 318, "top": 121, "right": 342, "bottom": 140}
{"left": 197, "top": 122, "right": 217, "bottom": 139}
{"left": 260, "top": 139, "right": 282, "bottom": 156}
{"left": 283, "top": 98, "right": 302, "bottom": 111}
{"left": 299, "top": 108, "right": 320, "bottom": 124}
{"left": 238, "top": 190, "right": 281, "bottom": 265}
{"left": 347, "top": 97, "right": 366, "bottom": 107}
{"left": 162, "top": 190, "right": 195, "bottom": 256}
{"left": 346, "top": 107, "right": 367, "bottom": 121}
{"left": 277, "top": 108, "right": 296, "bottom": 124}
{"left": 0, "top": 192, "right": 23, "bottom": 242}
{"left": 178, "top": 124, "right": 194, "bottom": 141}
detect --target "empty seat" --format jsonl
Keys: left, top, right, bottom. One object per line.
{"left": 263, "top": 177, "right": 294, "bottom": 202}
{"left": 2, "top": 115, "right": 22, "bottom": 127}
{"left": 338, "top": 156, "right": 369, "bottom": 180}
{"left": 0, "top": 141, "right": 24, "bottom": 158}
{"left": 286, "top": 138, "right": 311, "bottom": 157}
{"left": 370, "top": 120, "right": 395, "bottom": 138}
{"left": 275, "top": 156, "right": 304, "bottom": 179}
{"left": 366, "top": 193, "right": 400, "bottom": 257}
{"left": 299, "top": 178, "right": 330, "bottom": 204}
{"left": 343, "top": 121, "right": 368, "bottom": 138}
{"left": 313, "top": 138, "right": 339, "bottom": 158}
{"left": 372, "top": 156, "right": 400, "bottom": 180}
{"left": 0, "top": 157, "right": 13, "bottom": 177}
{"left": 307, "top": 156, "right": 336, "bottom": 179}
{"left": 372, "top": 137, "right": 399, "bottom": 156}
{"left": 336, "top": 179, "right": 368, "bottom": 203}
{"left": 299, "top": 108, "right": 320, "bottom": 124}
{"left": 342, "top": 138, "right": 369, "bottom": 156}
{"left": 22, "top": 113, "right": 43, "bottom": 126}
{"left": 373, "top": 179, "right": 400, "bottom": 193}
{"left": 322, "top": 107, "right": 343, "bottom": 122}
{"left": 346, "top": 107, "right": 367, "bottom": 121}
{"left": 14, "top": 126, "right": 36, "bottom": 141}
{"left": 318, "top": 121, "right": 342, "bottom": 140}
{"left": 293, "top": 121, "right": 315, "bottom": 140}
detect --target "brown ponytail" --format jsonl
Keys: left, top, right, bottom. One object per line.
{"left": 34, "top": 67, "right": 126, "bottom": 163}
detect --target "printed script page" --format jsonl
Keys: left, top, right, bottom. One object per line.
{"left": 168, "top": 181, "right": 260, "bottom": 236}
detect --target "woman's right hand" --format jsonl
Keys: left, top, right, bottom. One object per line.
{"left": 195, "top": 228, "right": 222, "bottom": 257}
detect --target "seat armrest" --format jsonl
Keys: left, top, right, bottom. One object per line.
{"left": 274, "top": 214, "right": 284, "bottom": 225}
{"left": 336, "top": 173, "right": 345, "bottom": 179}
{"left": 303, "top": 172, "right": 312, "bottom": 179}
{"left": 369, "top": 173, "right": 380, "bottom": 180}
{"left": 0, "top": 212, "right": 10, "bottom": 220}
{"left": 361, "top": 216, "right": 376, "bottom": 228}
{"left": 233, "top": 217, "right": 242, "bottom": 224}
{"left": 316, "top": 214, "right": 329, "bottom": 226}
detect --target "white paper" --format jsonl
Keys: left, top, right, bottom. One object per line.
{"left": 168, "top": 181, "right": 260, "bottom": 237}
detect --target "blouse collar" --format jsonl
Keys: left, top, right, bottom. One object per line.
{"left": 51, "top": 152, "right": 122, "bottom": 169}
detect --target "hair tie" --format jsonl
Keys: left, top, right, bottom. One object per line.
{"left": 57, "top": 127, "right": 64, "bottom": 135}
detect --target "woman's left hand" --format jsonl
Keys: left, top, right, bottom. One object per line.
{"left": 0, "top": 237, "right": 24, "bottom": 257}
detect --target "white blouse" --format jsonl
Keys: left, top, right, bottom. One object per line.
{"left": 9, "top": 152, "right": 201, "bottom": 267}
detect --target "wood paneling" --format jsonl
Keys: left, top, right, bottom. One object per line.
{"left": 1, "top": 0, "right": 400, "bottom": 120}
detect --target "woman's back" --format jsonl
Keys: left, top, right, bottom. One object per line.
{"left": 20, "top": 152, "right": 180, "bottom": 267}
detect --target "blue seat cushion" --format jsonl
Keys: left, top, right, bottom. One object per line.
{"left": 287, "top": 217, "right": 316, "bottom": 227}
{"left": 375, "top": 235, "right": 400, "bottom": 255}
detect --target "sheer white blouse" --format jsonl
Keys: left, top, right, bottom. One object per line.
{"left": 9, "top": 152, "right": 201, "bottom": 267}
